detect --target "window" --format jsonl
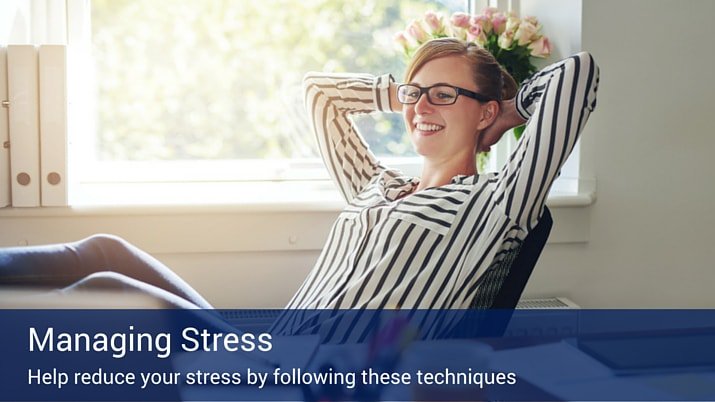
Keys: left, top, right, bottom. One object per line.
{"left": 66, "top": 0, "right": 466, "bottom": 198}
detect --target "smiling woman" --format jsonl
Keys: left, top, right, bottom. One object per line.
{"left": 273, "top": 40, "right": 598, "bottom": 327}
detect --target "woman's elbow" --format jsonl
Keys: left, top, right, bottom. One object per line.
{"left": 571, "top": 51, "right": 600, "bottom": 111}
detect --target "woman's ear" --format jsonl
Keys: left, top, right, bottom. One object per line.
{"left": 475, "top": 101, "right": 503, "bottom": 153}
{"left": 476, "top": 101, "right": 500, "bottom": 131}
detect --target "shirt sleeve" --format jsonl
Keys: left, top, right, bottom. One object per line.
{"left": 303, "top": 72, "right": 394, "bottom": 203}
{"left": 493, "top": 52, "right": 600, "bottom": 230}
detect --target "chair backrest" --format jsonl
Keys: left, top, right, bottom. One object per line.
{"left": 454, "top": 207, "right": 553, "bottom": 337}
{"left": 490, "top": 206, "right": 553, "bottom": 309}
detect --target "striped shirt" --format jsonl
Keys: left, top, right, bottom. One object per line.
{"left": 272, "top": 53, "right": 599, "bottom": 338}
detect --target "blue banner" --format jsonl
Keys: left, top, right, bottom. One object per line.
{"left": 1, "top": 309, "right": 715, "bottom": 401}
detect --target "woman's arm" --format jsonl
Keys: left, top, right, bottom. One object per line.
{"left": 303, "top": 73, "right": 394, "bottom": 202}
{"left": 493, "top": 52, "right": 600, "bottom": 230}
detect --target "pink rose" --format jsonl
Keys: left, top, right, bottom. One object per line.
{"left": 407, "top": 20, "right": 430, "bottom": 43}
{"left": 523, "top": 15, "right": 541, "bottom": 28}
{"left": 505, "top": 13, "right": 520, "bottom": 33}
{"left": 449, "top": 26, "right": 468, "bottom": 41}
{"left": 514, "top": 20, "right": 538, "bottom": 46}
{"left": 424, "top": 11, "right": 444, "bottom": 35}
{"left": 498, "top": 30, "right": 514, "bottom": 49}
{"left": 450, "top": 12, "right": 470, "bottom": 29}
{"left": 467, "top": 24, "right": 487, "bottom": 46}
{"left": 401, "top": 30, "right": 419, "bottom": 47}
{"left": 482, "top": 7, "right": 499, "bottom": 19}
{"left": 528, "top": 36, "right": 552, "bottom": 57}
{"left": 449, "top": 27, "right": 467, "bottom": 40}
{"left": 393, "top": 31, "right": 410, "bottom": 51}
{"left": 491, "top": 12, "right": 507, "bottom": 35}
{"left": 470, "top": 14, "right": 492, "bottom": 34}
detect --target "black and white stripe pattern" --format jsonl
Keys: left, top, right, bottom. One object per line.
{"left": 272, "top": 53, "right": 599, "bottom": 341}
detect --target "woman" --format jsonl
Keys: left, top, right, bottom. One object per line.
{"left": 0, "top": 39, "right": 599, "bottom": 336}
{"left": 276, "top": 39, "right": 598, "bottom": 313}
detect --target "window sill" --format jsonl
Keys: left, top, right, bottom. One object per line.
{"left": 0, "top": 182, "right": 595, "bottom": 250}
{"left": 0, "top": 179, "right": 595, "bottom": 217}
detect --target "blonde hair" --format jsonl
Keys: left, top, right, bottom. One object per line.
{"left": 404, "top": 38, "right": 517, "bottom": 101}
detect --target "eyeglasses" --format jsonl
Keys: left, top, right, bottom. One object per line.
{"left": 397, "top": 84, "right": 493, "bottom": 106}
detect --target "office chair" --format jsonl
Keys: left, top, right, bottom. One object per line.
{"left": 455, "top": 206, "right": 553, "bottom": 337}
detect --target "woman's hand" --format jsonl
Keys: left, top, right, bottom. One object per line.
{"left": 477, "top": 98, "right": 527, "bottom": 153}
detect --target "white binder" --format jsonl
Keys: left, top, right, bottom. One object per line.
{"left": 0, "top": 47, "right": 10, "bottom": 208}
{"left": 7, "top": 45, "right": 40, "bottom": 207}
{"left": 39, "top": 45, "right": 68, "bottom": 206}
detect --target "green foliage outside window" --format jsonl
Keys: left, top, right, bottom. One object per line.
{"left": 91, "top": 0, "right": 462, "bottom": 161}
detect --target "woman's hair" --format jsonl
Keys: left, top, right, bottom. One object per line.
{"left": 404, "top": 38, "right": 517, "bottom": 101}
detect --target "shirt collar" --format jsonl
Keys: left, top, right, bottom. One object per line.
{"left": 451, "top": 174, "right": 476, "bottom": 185}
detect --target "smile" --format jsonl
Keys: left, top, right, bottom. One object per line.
{"left": 414, "top": 123, "right": 444, "bottom": 132}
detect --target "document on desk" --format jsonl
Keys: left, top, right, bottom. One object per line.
{"left": 489, "top": 340, "right": 715, "bottom": 401}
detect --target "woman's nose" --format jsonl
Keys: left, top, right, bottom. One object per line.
{"left": 413, "top": 92, "right": 434, "bottom": 114}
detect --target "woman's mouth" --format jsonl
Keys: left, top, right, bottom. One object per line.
{"left": 414, "top": 122, "right": 445, "bottom": 136}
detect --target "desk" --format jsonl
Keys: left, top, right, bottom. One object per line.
{"left": 490, "top": 337, "right": 715, "bottom": 401}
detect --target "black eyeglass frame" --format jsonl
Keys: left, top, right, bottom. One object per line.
{"left": 396, "top": 83, "right": 494, "bottom": 105}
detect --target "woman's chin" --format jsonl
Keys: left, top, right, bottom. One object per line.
{"left": 411, "top": 142, "right": 438, "bottom": 158}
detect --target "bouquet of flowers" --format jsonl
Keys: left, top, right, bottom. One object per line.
{"left": 394, "top": 8, "right": 551, "bottom": 86}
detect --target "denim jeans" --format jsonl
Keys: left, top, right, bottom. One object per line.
{"left": 0, "top": 234, "right": 213, "bottom": 309}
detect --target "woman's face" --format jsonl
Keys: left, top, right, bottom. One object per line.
{"left": 403, "top": 55, "right": 488, "bottom": 163}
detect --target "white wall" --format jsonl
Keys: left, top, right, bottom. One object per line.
{"left": 2, "top": 0, "right": 714, "bottom": 308}
{"left": 520, "top": 0, "right": 581, "bottom": 64}
{"left": 525, "top": 0, "right": 715, "bottom": 307}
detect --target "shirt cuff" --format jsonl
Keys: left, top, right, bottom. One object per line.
{"left": 373, "top": 74, "right": 395, "bottom": 113}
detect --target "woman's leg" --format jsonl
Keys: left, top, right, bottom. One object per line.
{"left": 63, "top": 272, "right": 280, "bottom": 367}
{"left": 1, "top": 237, "right": 265, "bottom": 357}
{"left": 0, "top": 234, "right": 213, "bottom": 309}
{"left": 61, "top": 271, "right": 207, "bottom": 309}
